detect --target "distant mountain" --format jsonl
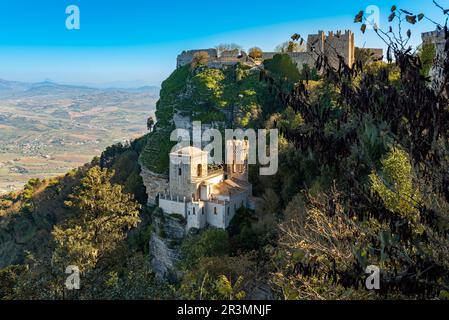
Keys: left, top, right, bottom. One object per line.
{"left": 0, "top": 79, "right": 160, "bottom": 98}
{"left": 0, "top": 79, "right": 33, "bottom": 92}
{"left": 60, "top": 80, "right": 160, "bottom": 91}
{"left": 88, "top": 80, "right": 158, "bottom": 89}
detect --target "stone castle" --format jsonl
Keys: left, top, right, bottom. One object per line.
{"left": 177, "top": 30, "right": 382, "bottom": 71}
{"left": 422, "top": 29, "right": 446, "bottom": 46}
{"left": 158, "top": 140, "right": 253, "bottom": 231}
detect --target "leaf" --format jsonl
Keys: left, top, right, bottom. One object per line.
{"left": 361, "top": 24, "right": 367, "bottom": 34}
{"left": 354, "top": 10, "right": 364, "bottom": 23}
{"left": 388, "top": 12, "right": 396, "bottom": 22}
{"left": 406, "top": 15, "right": 417, "bottom": 24}
{"left": 417, "top": 13, "right": 424, "bottom": 21}
{"left": 391, "top": 5, "right": 397, "bottom": 12}
{"left": 407, "top": 29, "right": 412, "bottom": 38}
{"left": 291, "top": 33, "right": 301, "bottom": 41}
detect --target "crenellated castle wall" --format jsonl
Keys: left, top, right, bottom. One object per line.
{"left": 177, "top": 30, "right": 361, "bottom": 72}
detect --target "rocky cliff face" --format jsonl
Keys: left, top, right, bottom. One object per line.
{"left": 430, "top": 38, "right": 449, "bottom": 98}
{"left": 149, "top": 209, "right": 186, "bottom": 280}
{"left": 139, "top": 165, "right": 169, "bottom": 206}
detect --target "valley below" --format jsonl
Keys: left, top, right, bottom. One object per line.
{"left": 0, "top": 80, "right": 158, "bottom": 194}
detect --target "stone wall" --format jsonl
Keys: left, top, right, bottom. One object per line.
{"left": 177, "top": 49, "right": 219, "bottom": 68}
{"left": 422, "top": 30, "right": 446, "bottom": 45}
{"left": 308, "top": 30, "right": 355, "bottom": 69}
{"left": 288, "top": 52, "right": 317, "bottom": 70}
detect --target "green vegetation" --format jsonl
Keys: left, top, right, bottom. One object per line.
{"left": 264, "top": 54, "right": 301, "bottom": 86}
{"left": 52, "top": 166, "right": 141, "bottom": 272}
{"left": 1, "top": 2, "right": 449, "bottom": 301}
{"left": 139, "top": 58, "right": 284, "bottom": 172}
{"left": 419, "top": 42, "right": 436, "bottom": 77}
{"left": 139, "top": 128, "right": 176, "bottom": 174}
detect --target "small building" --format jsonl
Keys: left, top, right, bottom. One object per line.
{"left": 158, "top": 140, "right": 252, "bottom": 231}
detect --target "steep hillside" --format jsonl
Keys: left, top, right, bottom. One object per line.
{"left": 0, "top": 135, "right": 151, "bottom": 270}
{"left": 139, "top": 63, "right": 282, "bottom": 174}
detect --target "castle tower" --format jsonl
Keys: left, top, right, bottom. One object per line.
{"left": 306, "top": 30, "right": 355, "bottom": 69}
{"left": 324, "top": 30, "right": 355, "bottom": 69}
{"left": 307, "top": 31, "right": 326, "bottom": 54}
{"left": 169, "top": 146, "right": 208, "bottom": 201}
{"left": 225, "top": 139, "right": 249, "bottom": 182}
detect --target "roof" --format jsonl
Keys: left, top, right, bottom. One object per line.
{"left": 170, "top": 146, "right": 208, "bottom": 157}
{"left": 211, "top": 179, "right": 249, "bottom": 197}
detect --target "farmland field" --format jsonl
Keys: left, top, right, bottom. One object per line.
{"left": 0, "top": 80, "right": 158, "bottom": 194}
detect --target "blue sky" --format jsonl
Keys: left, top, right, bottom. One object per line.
{"left": 0, "top": 0, "right": 444, "bottom": 86}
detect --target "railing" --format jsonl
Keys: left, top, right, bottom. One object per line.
{"left": 159, "top": 193, "right": 229, "bottom": 205}
{"left": 158, "top": 193, "right": 186, "bottom": 203}
{"left": 208, "top": 196, "right": 229, "bottom": 205}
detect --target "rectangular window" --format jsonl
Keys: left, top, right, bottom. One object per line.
{"left": 193, "top": 208, "right": 196, "bottom": 215}
{"left": 178, "top": 168, "right": 182, "bottom": 176}
{"left": 214, "top": 207, "right": 217, "bottom": 215}
{"left": 227, "top": 207, "right": 230, "bottom": 215}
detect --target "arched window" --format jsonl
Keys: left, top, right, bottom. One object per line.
{"left": 197, "top": 164, "right": 202, "bottom": 177}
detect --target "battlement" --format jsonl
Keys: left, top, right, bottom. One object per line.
{"left": 422, "top": 30, "right": 446, "bottom": 44}
{"left": 177, "top": 49, "right": 218, "bottom": 68}
{"left": 176, "top": 30, "right": 377, "bottom": 71}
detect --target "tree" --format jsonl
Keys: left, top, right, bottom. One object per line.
{"left": 263, "top": 2, "right": 449, "bottom": 299}
{"left": 275, "top": 40, "right": 305, "bottom": 53}
{"left": 263, "top": 54, "right": 301, "bottom": 85}
{"left": 419, "top": 42, "right": 436, "bottom": 77}
{"left": 179, "top": 255, "right": 255, "bottom": 300}
{"left": 215, "top": 275, "right": 246, "bottom": 300}
{"left": 248, "top": 47, "right": 263, "bottom": 60}
{"left": 146, "top": 116, "right": 155, "bottom": 131}
{"left": 369, "top": 146, "right": 421, "bottom": 222}
{"left": 215, "top": 43, "right": 242, "bottom": 55}
{"left": 181, "top": 228, "right": 230, "bottom": 268}
{"left": 52, "top": 166, "right": 141, "bottom": 273}
{"left": 191, "top": 51, "right": 210, "bottom": 69}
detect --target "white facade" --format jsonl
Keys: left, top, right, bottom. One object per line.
{"left": 158, "top": 143, "right": 252, "bottom": 230}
